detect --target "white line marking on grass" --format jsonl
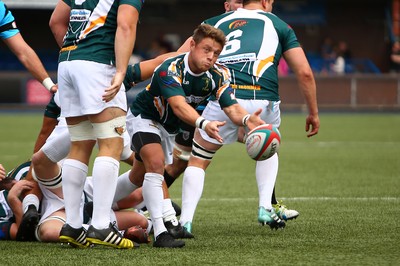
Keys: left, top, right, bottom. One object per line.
{"left": 200, "top": 197, "right": 400, "bottom": 202}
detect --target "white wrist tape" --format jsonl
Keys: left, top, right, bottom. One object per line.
{"left": 42, "top": 77, "right": 55, "bottom": 91}
{"left": 242, "top": 114, "right": 251, "bottom": 126}
{"left": 195, "top": 116, "right": 210, "bottom": 131}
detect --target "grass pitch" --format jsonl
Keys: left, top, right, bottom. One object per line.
{"left": 0, "top": 112, "right": 399, "bottom": 265}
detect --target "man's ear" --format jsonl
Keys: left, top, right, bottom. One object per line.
{"left": 190, "top": 38, "right": 196, "bottom": 49}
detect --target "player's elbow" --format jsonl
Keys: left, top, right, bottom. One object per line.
{"left": 297, "top": 67, "right": 314, "bottom": 83}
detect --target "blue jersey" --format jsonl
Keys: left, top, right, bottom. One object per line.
{"left": 0, "top": 1, "right": 19, "bottom": 39}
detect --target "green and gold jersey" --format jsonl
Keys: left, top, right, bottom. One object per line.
{"left": 59, "top": 0, "right": 143, "bottom": 65}
{"left": 203, "top": 8, "right": 300, "bottom": 101}
{"left": 130, "top": 53, "right": 237, "bottom": 134}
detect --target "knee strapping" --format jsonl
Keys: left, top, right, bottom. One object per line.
{"left": 35, "top": 216, "right": 66, "bottom": 242}
{"left": 68, "top": 120, "right": 96, "bottom": 141}
{"left": 92, "top": 116, "right": 126, "bottom": 139}
{"left": 32, "top": 167, "right": 62, "bottom": 189}
{"left": 191, "top": 140, "right": 216, "bottom": 161}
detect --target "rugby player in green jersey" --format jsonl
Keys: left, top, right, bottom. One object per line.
{"left": 179, "top": 0, "right": 320, "bottom": 233}
{"left": 113, "top": 24, "right": 264, "bottom": 248}
{"left": 122, "top": 0, "right": 300, "bottom": 233}
{"left": 49, "top": 0, "right": 143, "bottom": 249}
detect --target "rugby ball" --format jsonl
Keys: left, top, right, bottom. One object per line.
{"left": 245, "top": 124, "right": 281, "bottom": 161}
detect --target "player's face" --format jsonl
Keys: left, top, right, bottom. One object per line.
{"left": 189, "top": 37, "right": 223, "bottom": 73}
{"left": 224, "top": 0, "right": 243, "bottom": 12}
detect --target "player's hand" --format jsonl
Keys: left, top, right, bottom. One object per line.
{"left": 204, "top": 120, "right": 226, "bottom": 143}
{"left": 8, "top": 180, "right": 35, "bottom": 198}
{"left": 0, "top": 164, "right": 6, "bottom": 181}
{"left": 246, "top": 108, "right": 265, "bottom": 131}
{"left": 50, "top": 84, "right": 58, "bottom": 94}
{"left": 305, "top": 114, "right": 320, "bottom": 137}
{"left": 103, "top": 72, "right": 124, "bottom": 102}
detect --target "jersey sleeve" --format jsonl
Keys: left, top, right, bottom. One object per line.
{"left": 62, "top": 0, "right": 72, "bottom": 7}
{"left": 154, "top": 61, "right": 186, "bottom": 99}
{"left": 212, "top": 64, "right": 238, "bottom": 108}
{"left": 124, "top": 63, "right": 142, "bottom": 90}
{"left": 0, "top": 3, "right": 19, "bottom": 39}
{"left": 120, "top": 0, "right": 144, "bottom": 12}
{"left": 273, "top": 17, "right": 300, "bottom": 53}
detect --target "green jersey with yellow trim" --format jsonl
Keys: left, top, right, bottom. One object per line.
{"left": 130, "top": 53, "right": 237, "bottom": 134}
{"left": 203, "top": 8, "right": 300, "bottom": 101}
{"left": 59, "top": 0, "right": 143, "bottom": 65}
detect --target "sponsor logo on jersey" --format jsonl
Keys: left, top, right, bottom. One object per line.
{"left": 229, "top": 20, "right": 247, "bottom": 30}
{"left": 218, "top": 53, "right": 256, "bottom": 64}
{"left": 70, "top": 9, "right": 91, "bottom": 22}
{"left": 167, "top": 70, "right": 181, "bottom": 78}
{"left": 185, "top": 95, "right": 205, "bottom": 104}
{"left": 182, "top": 76, "right": 189, "bottom": 85}
{"left": 231, "top": 84, "right": 261, "bottom": 91}
{"left": 201, "top": 78, "right": 210, "bottom": 91}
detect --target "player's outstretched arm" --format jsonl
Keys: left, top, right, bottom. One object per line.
{"left": 222, "top": 104, "right": 265, "bottom": 131}
{"left": 168, "top": 95, "right": 226, "bottom": 143}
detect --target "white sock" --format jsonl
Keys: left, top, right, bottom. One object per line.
{"left": 62, "top": 159, "right": 88, "bottom": 229}
{"left": 180, "top": 166, "right": 205, "bottom": 225}
{"left": 142, "top": 172, "right": 166, "bottom": 239}
{"left": 113, "top": 170, "right": 138, "bottom": 203}
{"left": 91, "top": 156, "right": 119, "bottom": 229}
{"left": 256, "top": 153, "right": 278, "bottom": 210}
{"left": 162, "top": 198, "right": 177, "bottom": 223}
{"left": 22, "top": 194, "right": 40, "bottom": 213}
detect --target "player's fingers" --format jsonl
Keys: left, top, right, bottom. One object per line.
{"left": 102, "top": 87, "right": 118, "bottom": 102}
{"left": 216, "top": 121, "right": 226, "bottom": 127}
{"left": 305, "top": 123, "right": 310, "bottom": 132}
{"left": 254, "top": 108, "right": 263, "bottom": 116}
{"left": 213, "top": 133, "right": 223, "bottom": 143}
{"left": 307, "top": 128, "right": 319, "bottom": 137}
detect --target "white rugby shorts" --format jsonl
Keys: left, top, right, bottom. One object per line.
{"left": 126, "top": 112, "right": 175, "bottom": 165}
{"left": 58, "top": 60, "right": 127, "bottom": 117}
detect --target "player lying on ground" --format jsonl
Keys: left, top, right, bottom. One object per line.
{"left": 0, "top": 161, "right": 150, "bottom": 245}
